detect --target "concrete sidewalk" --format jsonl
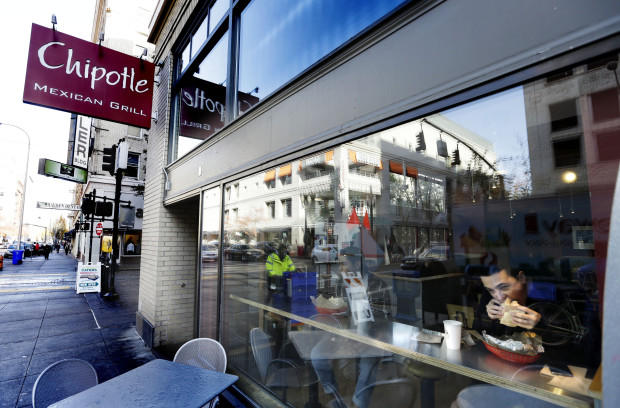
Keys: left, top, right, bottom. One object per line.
{"left": 0, "top": 253, "right": 156, "bottom": 408}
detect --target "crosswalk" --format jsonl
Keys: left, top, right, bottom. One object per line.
{"left": 0, "top": 253, "right": 76, "bottom": 293}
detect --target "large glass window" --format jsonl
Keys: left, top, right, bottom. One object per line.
{"left": 173, "top": 32, "right": 229, "bottom": 160}
{"left": 237, "top": 0, "right": 407, "bottom": 115}
{"left": 172, "top": 0, "right": 406, "bottom": 162}
{"left": 216, "top": 53, "right": 618, "bottom": 407}
{"left": 199, "top": 187, "right": 221, "bottom": 338}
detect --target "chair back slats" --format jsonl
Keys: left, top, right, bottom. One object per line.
{"left": 173, "top": 338, "right": 227, "bottom": 373}
{"left": 250, "top": 327, "right": 273, "bottom": 382}
{"left": 32, "top": 359, "right": 98, "bottom": 408}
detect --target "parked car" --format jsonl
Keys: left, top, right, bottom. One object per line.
{"left": 202, "top": 245, "right": 219, "bottom": 262}
{"left": 255, "top": 241, "right": 278, "bottom": 255}
{"left": 3, "top": 244, "right": 17, "bottom": 259}
{"left": 225, "top": 244, "right": 264, "bottom": 262}
{"left": 311, "top": 245, "right": 338, "bottom": 263}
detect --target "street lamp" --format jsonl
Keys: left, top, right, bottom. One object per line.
{"left": 0, "top": 122, "right": 31, "bottom": 252}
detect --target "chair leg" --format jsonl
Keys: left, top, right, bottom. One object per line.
{"left": 420, "top": 378, "right": 435, "bottom": 408}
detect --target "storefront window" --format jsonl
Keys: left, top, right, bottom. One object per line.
{"left": 173, "top": 32, "right": 229, "bottom": 160}
{"left": 209, "top": 0, "right": 228, "bottom": 35}
{"left": 237, "top": 0, "right": 407, "bottom": 116}
{"left": 214, "top": 54, "right": 618, "bottom": 407}
{"left": 199, "top": 187, "right": 221, "bottom": 338}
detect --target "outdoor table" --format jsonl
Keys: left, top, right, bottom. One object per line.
{"left": 231, "top": 293, "right": 597, "bottom": 408}
{"left": 49, "top": 359, "right": 238, "bottom": 408}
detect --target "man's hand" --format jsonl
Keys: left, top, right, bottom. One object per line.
{"left": 511, "top": 305, "right": 541, "bottom": 329}
{"left": 486, "top": 299, "right": 504, "bottom": 320}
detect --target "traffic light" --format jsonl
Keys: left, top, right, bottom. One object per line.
{"left": 451, "top": 147, "right": 461, "bottom": 166}
{"left": 102, "top": 145, "right": 117, "bottom": 175}
{"left": 415, "top": 130, "right": 426, "bottom": 152}
{"left": 116, "top": 140, "right": 128, "bottom": 171}
{"left": 95, "top": 201, "right": 113, "bottom": 217}
{"left": 81, "top": 198, "right": 96, "bottom": 215}
{"left": 436, "top": 139, "right": 448, "bottom": 158}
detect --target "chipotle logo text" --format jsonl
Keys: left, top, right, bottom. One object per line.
{"left": 23, "top": 23, "right": 154, "bottom": 128}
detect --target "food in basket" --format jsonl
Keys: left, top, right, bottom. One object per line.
{"left": 311, "top": 295, "right": 347, "bottom": 314}
{"left": 482, "top": 331, "right": 544, "bottom": 355}
{"left": 499, "top": 299, "right": 520, "bottom": 327}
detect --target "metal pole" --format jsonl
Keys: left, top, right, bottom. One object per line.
{"left": 0, "top": 123, "right": 30, "bottom": 252}
{"left": 88, "top": 189, "right": 96, "bottom": 263}
{"left": 105, "top": 170, "right": 123, "bottom": 297}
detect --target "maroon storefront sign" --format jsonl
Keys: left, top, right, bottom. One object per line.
{"left": 180, "top": 77, "right": 259, "bottom": 140}
{"left": 23, "top": 23, "right": 154, "bottom": 128}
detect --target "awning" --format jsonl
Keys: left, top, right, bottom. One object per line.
{"left": 349, "top": 150, "right": 383, "bottom": 169}
{"left": 300, "top": 150, "right": 335, "bottom": 170}
{"left": 264, "top": 170, "right": 276, "bottom": 182}
{"left": 279, "top": 164, "right": 292, "bottom": 177}
{"left": 406, "top": 165, "right": 418, "bottom": 178}
{"left": 389, "top": 160, "right": 403, "bottom": 174}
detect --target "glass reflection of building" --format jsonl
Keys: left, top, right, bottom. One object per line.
{"left": 215, "top": 115, "right": 498, "bottom": 264}
{"left": 138, "top": 1, "right": 620, "bottom": 407}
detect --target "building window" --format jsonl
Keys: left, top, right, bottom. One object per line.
{"left": 210, "top": 40, "right": 615, "bottom": 408}
{"left": 237, "top": 0, "right": 406, "bottom": 116}
{"left": 281, "top": 198, "right": 292, "bottom": 217}
{"left": 173, "top": 31, "right": 229, "bottom": 161}
{"left": 127, "top": 126, "right": 141, "bottom": 139}
{"left": 125, "top": 153, "right": 140, "bottom": 178}
{"left": 591, "top": 88, "right": 620, "bottom": 123}
{"left": 549, "top": 99, "right": 578, "bottom": 132}
{"left": 280, "top": 174, "right": 292, "bottom": 185}
{"left": 553, "top": 137, "right": 581, "bottom": 167}
{"left": 545, "top": 69, "right": 573, "bottom": 83}
{"left": 265, "top": 201, "right": 275, "bottom": 218}
{"left": 233, "top": 183, "right": 240, "bottom": 199}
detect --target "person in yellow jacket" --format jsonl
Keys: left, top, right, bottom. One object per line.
{"left": 265, "top": 244, "right": 295, "bottom": 292}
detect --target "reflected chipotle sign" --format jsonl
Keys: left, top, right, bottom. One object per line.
{"left": 23, "top": 23, "right": 154, "bottom": 128}
{"left": 180, "top": 77, "right": 258, "bottom": 140}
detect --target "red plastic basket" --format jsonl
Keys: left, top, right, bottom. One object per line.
{"left": 482, "top": 341, "right": 542, "bottom": 364}
{"left": 315, "top": 306, "right": 348, "bottom": 315}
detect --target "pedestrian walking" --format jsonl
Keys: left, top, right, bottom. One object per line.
{"left": 55, "top": 243, "right": 60, "bottom": 254}
{"left": 43, "top": 244, "right": 51, "bottom": 260}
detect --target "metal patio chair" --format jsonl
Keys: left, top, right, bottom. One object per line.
{"left": 250, "top": 327, "right": 318, "bottom": 401}
{"left": 174, "top": 338, "right": 227, "bottom": 407}
{"left": 32, "top": 358, "right": 98, "bottom": 408}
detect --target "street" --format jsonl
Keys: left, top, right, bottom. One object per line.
{"left": 0, "top": 253, "right": 156, "bottom": 408}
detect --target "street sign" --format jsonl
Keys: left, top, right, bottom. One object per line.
{"left": 38, "top": 158, "right": 88, "bottom": 184}
{"left": 37, "top": 201, "right": 81, "bottom": 211}
{"left": 96, "top": 222, "right": 103, "bottom": 236}
{"left": 76, "top": 262, "right": 101, "bottom": 294}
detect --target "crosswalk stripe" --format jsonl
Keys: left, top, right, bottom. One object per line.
{"left": 0, "top": 286, "right": 73, "bottom": 293}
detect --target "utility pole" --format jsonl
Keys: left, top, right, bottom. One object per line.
{"left": 105, "top": 171, "right": 122, "bottom": 297}
{"left": 103, "top": 139, "right": 127, "bottom": 298}
{"left": 88, "top": 189, "right": 96, "bottom": 263}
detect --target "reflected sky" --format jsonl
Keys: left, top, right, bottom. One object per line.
{"left": 443, "top": 86, "right": 531, "bottom": 193}
{"left": 239, "top": 0, "right": 406, "bottom": 100}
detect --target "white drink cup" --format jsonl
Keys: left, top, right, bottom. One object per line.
{"left": 443, "top": 320, "right": 463, "bottom": 350}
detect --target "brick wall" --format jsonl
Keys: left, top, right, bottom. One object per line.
{"left": 138, "top": 51, "right": 200, "bottom": 347}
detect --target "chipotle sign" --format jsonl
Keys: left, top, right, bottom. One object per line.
{"left": 23, "top": 23, "right": 154, "bottom": 128}
{"left": 180, "top": 77, "right": 258, "bottom": 140}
